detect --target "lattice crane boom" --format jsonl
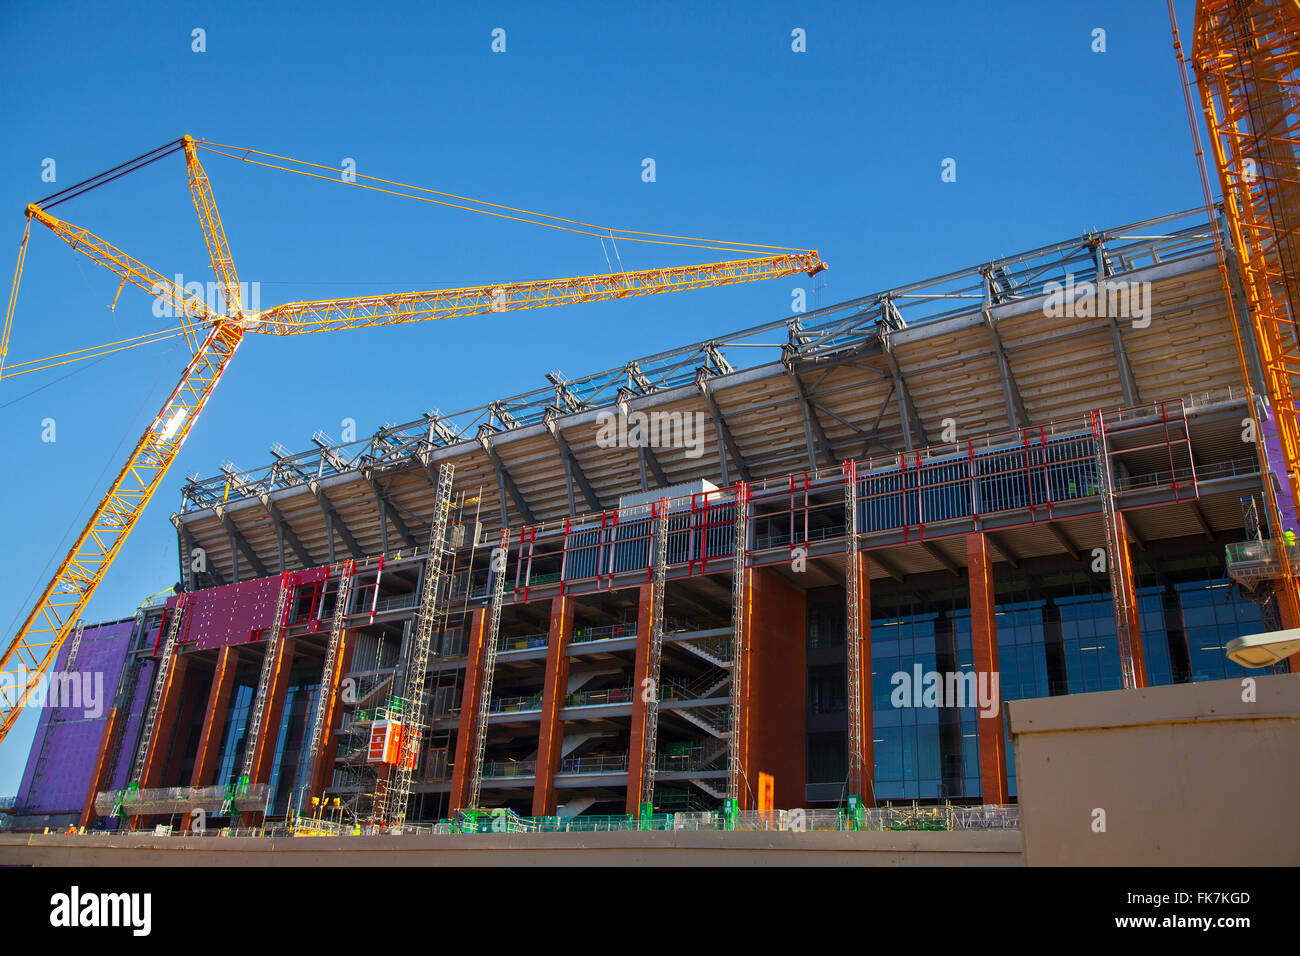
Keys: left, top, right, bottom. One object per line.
{"left": 1188, "top": 0, "right": 1300, "bottom": 624}
{"left": 242, "top": 252, "right": 825, "bottom": 337}
{"left": 0, "top": 135, "right": 824, "bottom": 747}
{"left": 25, "top": 205, "right": 214, "bottom": 337}
{"left": 0, "top": 320, "right": 243, "bottom": 743}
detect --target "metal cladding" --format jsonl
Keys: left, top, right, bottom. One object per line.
{"left": 165, "top": 567, "right": 331, "bottom": 651}
{"left": 13, "top": 620, "right": 136, "bottom": 816}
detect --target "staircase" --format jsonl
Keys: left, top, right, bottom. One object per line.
{"left": 673, "top": 704, "right": 731, "bottom": 738}
{"left": 676, "top": 632, "right": 733, "bottom": 669}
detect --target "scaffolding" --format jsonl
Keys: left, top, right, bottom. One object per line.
{"left": 229, "top": 571, "right": 294, "bottom": 809}
{"left": 372, "top": 462, "right": 455, "bottom": 828}
{"left": 1091, "top": 411, "right": 1139, "bottom": 690}
{"left": 466, "top": 527, "right": 510, "bottom": 810}
{"left": 637, "top": 498, "right": 670, "bottom": 812}
{"left": 727, "top": 482, "right": 749, "bottom": 802}
{"left": 843, "top": 461, "right": 866, "bottom": 797}
{"left": 64, "top": 621, "right": 86, "bottom": 670}
{"left": 126, "top": 596, "right": 186, "bottom": 792}
{"left": 295, "top": 558, "right": 357, "bottom": 802}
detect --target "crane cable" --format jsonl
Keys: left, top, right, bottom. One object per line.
{"left": 1, "top": 325, "right": 190, "bottom": 381}
{"left": 196, "top": 140, "right": 809, "bottom": 257}
{"left": 0, "top": 218, "right": 31, "bottom": 383}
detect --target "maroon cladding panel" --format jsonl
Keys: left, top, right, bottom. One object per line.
{"left": 166, "top": 567, "right": 331, "bottom": 650}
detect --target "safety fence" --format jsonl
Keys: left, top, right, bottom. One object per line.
{"left": 435, "top": 803, "right": 1020, "bottom": 834}
{"left": 67, "top": 803, "right": 1019, "bottom": 837}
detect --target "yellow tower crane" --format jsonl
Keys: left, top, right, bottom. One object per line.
{"left": 0, "top": 135, "right": 825, "bottom": 744}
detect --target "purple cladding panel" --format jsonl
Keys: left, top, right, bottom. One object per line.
{"left": 170, "top": 567, "right": 330, "bottom": 651}
{"left": 14, "top": 619, "right": 136, "bottom": 816}
{"left": 105, "top": 658, "right": 156, "bottom": 795}
{"left": 1262, "top": 404, "right": 1298, "bottom": 532}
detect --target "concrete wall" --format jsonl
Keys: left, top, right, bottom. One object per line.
{"left": 0, "top": 829, "right": 1022, "bottom": 867}
{"left": 1008, "top": 674, "right": 1300, "bottom": 865}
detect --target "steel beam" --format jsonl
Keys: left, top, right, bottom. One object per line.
{"left": 1189, "top": 502, "right": 1215, "bottom": 541}
{"left": 982, "top": 305, "right": 1031, "bottom": 429}
{"left": 1046, "top": 522, "right": 1081, "bottom": 561}
{"left": 880, "top": 337, "right": 928, "bottom": 451}
{"left": 311, "top": 483, "right": 365, "bottom": 560}
{"left": 478, "top": 435, "right": 537, "bottom": 526}
{"left": 697, "top": 373, "right": 753, "bottom": 484}
{"left": 986, "top": 531, "right": 1021, "bottom": 569}
{"left": 259, "top": 494, "right": 315, "bottom": 570}
{"left": 1093, "top": 243, "right": 1142, "bottom": 407}
{"left": 218, "top": 509, "right": 268, "bottom": 579}
{"left": 175, "top": 521, "right": 226, "bottom": 589}
{"left": 637, "top": 443, "right": 670, "bottom": 489}
{"left": 786, "top": 369, "right": 835, "bottom": 468}
{"left": 868, "top": 549, "right": 906, "bottom": 582}
{"left": 921, "top": 540, "right": 962, "bottom": 577}
{"left": 368, "top": 475, "right": 420, "bottom": 551}
{"left": 544, "top": 416, "right": 603, "bottom": 513}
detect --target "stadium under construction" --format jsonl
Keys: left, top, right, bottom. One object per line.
{"left": 7, "top": 203, "right": 1298, "bottom": 836}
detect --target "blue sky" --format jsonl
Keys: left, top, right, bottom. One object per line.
{"left": 0, "top": 0, "right": 1201, "bottom": 790}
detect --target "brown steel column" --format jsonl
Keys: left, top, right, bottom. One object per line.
{"left": 967, "top": 532, "right": 1008, "bottom": 805}
{"left": 624, "top": 582, "right": 655, "bottom": 816}
{"left": 532, "top": 595, "right": 575, "bottom": 816}
{"left": 137, "top": 656, "right": 190, "bottom": 791}
{"left": 129, "top": 653, "right": 190, "bottom": 829}
{"left": 190, "top": 646, "right": 239, "bottom": 788}
{"left": 448, "top": 608, "right": 488, "bottom": 813}
{"left": 851, "top": 552, "right": 874, "bottom": 806}
{"left": 1115, "top": 512, "right": 1149, "bottom": 688}
{"left": 80, "top": 707, "right": 123, "bottom": 828}
{"left": 308, "top": 634, "right": 356, "bottom": 799}
{"left": 240, "top": 637, "right": 296, "bottom": 824}
{"left": 742, "top": 569, "right": 808, "bottom": 810}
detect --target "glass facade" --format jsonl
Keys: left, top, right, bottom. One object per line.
{"left": 807, "top": 539, "right": 1291, "bottom": 804}
{"left": 214, "top": 684, "right": 253, "bottom": 790}
{"left": 870, "top": 585, "right": 981, "bottom": 802}
{"left": 267, "top": 680, "right": 319, "bottom": 816}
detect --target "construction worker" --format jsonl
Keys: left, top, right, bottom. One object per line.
{"left": 1284, "top": 528, "right": 1297, "bottom": 549}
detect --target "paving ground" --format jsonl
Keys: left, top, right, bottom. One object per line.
{"left": 0, "top": 829, "right": 1022, "bottom": 866}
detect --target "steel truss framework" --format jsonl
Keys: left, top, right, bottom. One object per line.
{"left": 179, "top": 208, "right": 1225, "bottom": 516}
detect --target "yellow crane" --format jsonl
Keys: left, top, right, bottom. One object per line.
{"left": 0, "top": 135, "right": 825, "bottom": 744}
{"left": 1171, "top": 0, "right": 1300, "bottom": 630}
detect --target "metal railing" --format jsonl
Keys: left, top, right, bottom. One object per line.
{"left": 564, "top": 686, "right": 633, "bottom": 708}
{"left": 497, "top": 632, "right": 549, "bottom": 652}
{"left": 481, "top": 759, "right": 537, "bottom": 779}
{"left": 1226, "top": 539, "right": 1300, "bottom": 565}
{"left": 570, "top": 622, "right": 636, "bottom": 645}
{"left": 487, "top": 693, "right": 543, "bottom": 714}
{"left": 556, "top": 753, "right": 629, "bottom": 774}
